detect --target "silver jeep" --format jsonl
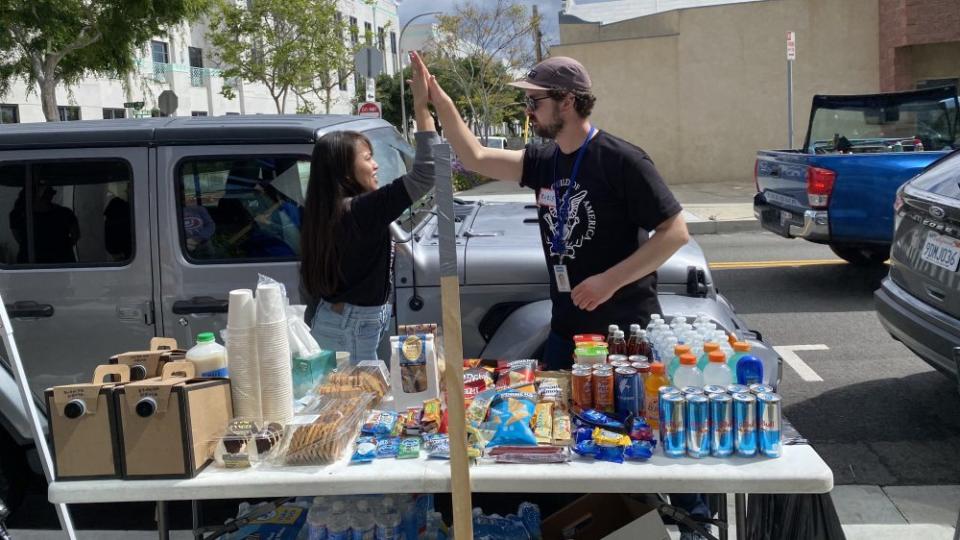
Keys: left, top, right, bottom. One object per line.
{"left": 0, "top": 115, "right": 780, "bottom": 510}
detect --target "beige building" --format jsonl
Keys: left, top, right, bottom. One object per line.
{"left": 554, "top": 0, "right": 959, "bottom": 185}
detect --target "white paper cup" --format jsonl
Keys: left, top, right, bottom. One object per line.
{"left": 256, "top": 283, "right": 287, "bottom": 324}
{"left": 227, "top": 289, "right": 256, "bottom": 329}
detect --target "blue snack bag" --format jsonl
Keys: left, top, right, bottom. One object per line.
{"left": 624, "top": 440, "right": 655, "bottom": 461}
{"left": 362, "top": 410, "right": 399, "bottom": 436}
{"left": 351, "top": 436, "right": 377, "bottom": 463}
{"left": 487, "top": 397, "right": 537, "bottom": 448}
{"left": 571, "top": 406, "right": 626, "bottom": 431}
{"left": 377, "top": 437, "right": 401, "bottom": 458}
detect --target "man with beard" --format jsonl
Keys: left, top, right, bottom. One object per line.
{"left": 412, "top": 53, "right": 689, "bottom": 370}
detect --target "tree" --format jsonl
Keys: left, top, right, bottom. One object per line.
{"left": 430, "top": 0, "right": 539, "bottom": 142}
{"left": 207, "top": 0, "right": 350, "bottom": 114}
{"left": 0, "top": 0, "right": 212, "bottom": 121}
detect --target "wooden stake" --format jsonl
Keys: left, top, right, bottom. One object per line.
{"left": 433, "top": 143, "right": 474, "bottom": 538}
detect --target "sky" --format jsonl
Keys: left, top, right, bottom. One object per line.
{"left": 397, "top": 0, "right": 567, "bottom": 49}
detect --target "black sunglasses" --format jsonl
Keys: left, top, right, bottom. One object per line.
{"left": 524, "top": 95, "right": 552, "bottom": 110}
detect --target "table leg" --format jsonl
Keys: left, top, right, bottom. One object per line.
{"left": 735, "top": 494, "right": 747, "bottom": 540}
{"left": 157, "top": 501, "right": 169, "bottom": 540}
{"left": 193, "top": 500, "right": 203, "bottom": 540}
{"left": 718, "top": 493, "right": 728, "bottom": 540}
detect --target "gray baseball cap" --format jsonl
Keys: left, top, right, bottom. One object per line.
{"left": 509, "top": 56, "right": 592, "bottom": 92}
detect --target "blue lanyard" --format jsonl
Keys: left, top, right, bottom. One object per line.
{"left": 551, "top": 126, "right": 596, "bottom": 259}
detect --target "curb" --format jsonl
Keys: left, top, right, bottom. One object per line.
{"left": 687, "top": 218, "right": 759, "bottom": 235}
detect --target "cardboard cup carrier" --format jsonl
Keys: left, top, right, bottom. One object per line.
{"left": 45, "top": 364, "right": 132, "bottom": 480}
{"left": 109, "top": 337, "right": 185, "bottom": 381}
{"left": 115, "top": 361, "right": 233, "bottom": 479}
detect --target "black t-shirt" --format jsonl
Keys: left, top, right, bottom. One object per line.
{"left": 521, "top": 130, "right": 682, "bottom": 339}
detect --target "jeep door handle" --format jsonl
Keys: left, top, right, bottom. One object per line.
{"left": 5, "top": 301, "right": 54, "bottom": 318}
{"left": 172, "top": 296, "right": 228, "bottom": 315}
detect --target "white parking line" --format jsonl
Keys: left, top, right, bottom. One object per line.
{"left": 774, "top": 344, "right": 829, "bottom": 382}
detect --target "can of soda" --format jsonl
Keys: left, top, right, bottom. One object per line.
{"left": 756, "top": 392, "right": 783, "bottom": 458}
{"left": 749, "top": 384, "right": 774, "bottom": 395}
{"left": 685, "top": 394, "right": 711, "bottom": 458}
{"left": 610, "top": 360, "right": 631, "bottom": 370}
{"left": 681, "top": 386, "right": 704, "bottom": 396}
{"left": 608, "top": 354, "right": 629, "bottom": 366}
{"left": 614, "top": 367, "right": 642, "bottom": 417}
{"left": 593, "top": 367, "right": 615, "bottom": 413}
{"left": 709, "top": 393, "right": 734, "bottom": 457}
{"left": 661, "top": 393, "right": 686, "bottom": 457}
{"left": 726, "top": 384, "right": 750, "bottom": 395}
{"left": 571, "top": 367, "right": 593, "bottom": 409}
{"left": 733, "top": 392, "right": 758, "bottom": 457}
{"left": 703, "top": 385, "right": 727, "bottom": 396}
{"left": 628, "top": 355, "right": 649, "bottom": 364}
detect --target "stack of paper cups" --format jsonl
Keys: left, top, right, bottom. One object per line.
{"left": 227, "top": 289, "right": 261, "bottom": 420}
{"left": 256, "top": 282, "right": 294, "bottom": 424}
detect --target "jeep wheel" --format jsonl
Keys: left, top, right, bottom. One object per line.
{"left": 0, "top": 428, "right": 28, "bottom": 514}
{"left": 830, "top": 245, "right": 890, "bottom": 266}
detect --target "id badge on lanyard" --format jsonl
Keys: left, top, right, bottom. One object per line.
{"left": 551, "top": 126, "right": 596, "bottom": 294}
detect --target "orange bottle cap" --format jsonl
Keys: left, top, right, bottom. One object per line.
{"left": 650, "top": 362, "right": 665, "bottom": 375}
{"left": 679, "top": 353, "right": 697, "bottom": 365}
{"left": 703, "top": 342, "right": 720, "bottom": 352}
{"left": 708, "top": 351, "right": 726, "bottom": 363}
{"left": 674, "top": 344, "right": 691, "bottom": 355}
{"left": 733, "top": 341, "right": 751, "bottom": 352}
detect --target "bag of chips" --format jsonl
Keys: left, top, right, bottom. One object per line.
{"left": 487, "top": 397, "right": 537, "bottom": 448}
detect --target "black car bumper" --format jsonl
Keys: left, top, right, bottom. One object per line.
{"left": 875, "top": 276, "right": 960, "bottom": 377}
{"left": 753, "top": 193, "right": 830, "bottom": 242}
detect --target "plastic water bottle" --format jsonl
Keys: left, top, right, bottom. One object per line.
{"left": 351, "top": 500, "right": 376, "bottom": 540}
{"left": 697, "top": 342, "right": 720, "bottom": 371}
{"left": 672, "top": 353, "right": 703, "bottom": 388}
{"left": 398, "top": 497, "right": 418, "bottom": 540}
{"left": 667, "top": 344, "right": 691, "bottom": 380}
{"left": 703, "top": 350, "right": 734, "bottom": 386}
{"left": 374, "top": 499, "right": 402, "bottom": 540}
{"left": 729, "top": 341, "right": 751, "bottom": 371}
{"left": 736, "top": 354, "right": 764, "bottom": 386}
{"left": 307, "top": 502, "right": 329, "bottom": 540}
{"left": 327, "top": 501, "right": 352, "bottom": 540}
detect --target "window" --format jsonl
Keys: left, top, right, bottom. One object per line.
{"left": 349, "top": 16, "right": 359, "bottom": 44}
{"left": 0, "top": 160, "right": 134, "bottom": 266}
{"left": 191, "top": 111, "right": 208, "bottom": 117}
{"left": 390, "top": 31, "right": 397, "bottom": 54}
{"left": 189, "top": 47, "right": 203, "bottom": 68}
{"left": 102, "top": 108, "right": 126, "bottom": 120}
{"left": 177, "top": 157, "right": 308, "bottom": 262}
{"left": 58, "top": 106, "right": 81, "bottom": 121}
{"left": 225, "top": 112, "right": 241, "bottom": 116}
{"left": 151, "top": 40, "right": 170, "bottom": 64}
{"left": 338, "top": 68, "right": 348, "bottom": 91}
{"left": 0, "top": 104, "right": 18, "bottom": 124}
{"left": 917, "top": 78, "right": 959, "bottom": 91}
{"left": 364, "top": 22, "right": 372, "bottom": 45}
{"left": 377, "top": 27, "right": 385, "bottom": 51}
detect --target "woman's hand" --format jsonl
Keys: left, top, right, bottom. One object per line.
{"left": 409, "top": 51, "right": 451, "bottom": 106}
{"left": 408, "top": 51, "right": 430, "bottom": 111}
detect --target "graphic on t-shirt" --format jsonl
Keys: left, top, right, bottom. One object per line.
{"left": 543, "top": 179, "right": 596, "bottom": 263}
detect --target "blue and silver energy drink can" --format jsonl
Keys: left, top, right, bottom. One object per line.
{"left": 733, "top": 392, "right": 757, "bottom": 457}
{"left": 709, "top": 392, "right": 734, "bottom": 457}
{"left": 661, "top": 393, "right": 686, "bottom": 457}
{"left": 685, "top": 394, "right": 710, "bottom": 458}
{"left": 658, "top": 386, "right": 682, "bottom": 443}
{"left": 756, "top": 392, "right": 783, "bottom": 458}
{"left": 614, "top": 367, "right": 642, "bottom": 417}
{"left": 703, "top": 385, "right": 727, "bottom": 396}
{"left": 681, "top": 386, "right": 704, "bottom": 396}
{"left": 726, "top": 384, "right": 750, "bottom": 395}
{"left": 749, "top": 384, "right": 774, "bottom": 395}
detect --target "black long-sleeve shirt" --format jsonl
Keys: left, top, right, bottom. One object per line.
{"left": 308, "top": 131, "right": 441, "bottom": 309}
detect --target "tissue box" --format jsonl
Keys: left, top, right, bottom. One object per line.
{"left": 291, "top": 349, "right": 336, "bottom": 400}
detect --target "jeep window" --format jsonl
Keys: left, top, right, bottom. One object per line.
{"left": 178, "top": 156, "right": 307, "bottom": 262}
{"left": 0, "top": 160, "right": 134, "bottom": 267}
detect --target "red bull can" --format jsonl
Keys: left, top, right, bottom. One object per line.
{"left": 685, "top": 394, "right": 711, "bottom": 458}
{"left": 681, "top": 386, "right": 704, "bottom": 396}
{"left": 657, "top": 386, "right": 681, "bottom": 443}
{"left": 703, "top": 385, "right": 727, "bottom": 396}
{"left": 614, "top": 367, "right": 642, "bottom": 417}
{"left": 726, "top": 384, "right": 750, "bottom": 395}
{"left": 733, "top": 392, "right": 758, "bottom": 457}
{"left": 757, "top": 392, "right": 783, "bottom": 458}
{"left": 661, "top": 393, "right": 686, "bottom": 457}
{"left": 749, "top": 384, "right": 774, "bottom": 395}
{"left": 709, "top": 392, "right": 734, "bottom": 457}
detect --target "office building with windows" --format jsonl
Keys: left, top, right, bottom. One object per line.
{"left": 0, "top": 0, "right": 400, "bottom": 123}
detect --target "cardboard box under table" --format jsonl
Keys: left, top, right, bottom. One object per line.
{"left": 115, "top": 362, "right": 232, "bottom": 479}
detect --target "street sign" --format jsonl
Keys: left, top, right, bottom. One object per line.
{"left": 786, "top": 31, "right": 796, "bottom": 60}
{"left": 354, "top": 46, "right": 385, "bottom": 79}
{"left": 358, "top": 101, "right": 382, "bottom": 118}
{"left": 158, "top": 90, "right": 179, "bottom": 116}
{"left": 123, "top": 101, "right": 145, "bottom": 110}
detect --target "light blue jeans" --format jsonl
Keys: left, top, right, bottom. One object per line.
{"left": 309, "top": 300, "right": 392, "bottom": 362}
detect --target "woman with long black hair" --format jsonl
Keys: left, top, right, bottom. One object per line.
{"left": 300, "top": 54, "right": 437, "bottom": 361}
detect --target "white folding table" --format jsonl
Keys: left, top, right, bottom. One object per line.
{"left": 49, "top": 444, "right": 833, "bottom": 540}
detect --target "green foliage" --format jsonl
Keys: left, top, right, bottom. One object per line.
{"left": 0, "top": 0, "right": 213, "bottom": 120}
{"left": 207, "top": 0, "right": 350, "bottom": 114}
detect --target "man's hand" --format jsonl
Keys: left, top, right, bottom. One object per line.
{"left": 571, "top": 272, "right": 620, "bottom": 312}
{"left": 408, "top": 51, "right": 430, "bottom": 109}
{"left": 409, "top": 51, "right": 451, "bottom": 105}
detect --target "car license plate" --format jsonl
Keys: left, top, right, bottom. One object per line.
{"left": 920, "top": 231, "right": 960, "bottom": 272}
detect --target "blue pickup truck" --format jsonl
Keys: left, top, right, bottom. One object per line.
{"left": 754, "top": 86, "right": 959, "bottom": 265}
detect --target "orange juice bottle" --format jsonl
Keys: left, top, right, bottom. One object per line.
{"left": 644, "top": 363, "right": 670, "bottom": 429}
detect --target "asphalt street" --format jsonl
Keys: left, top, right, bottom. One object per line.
{"left": 697, "top": 229, "right": 960, "bottom": 487}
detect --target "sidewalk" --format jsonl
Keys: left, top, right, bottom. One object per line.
{"left": 456, "top": 180, "right": 759, "bottom": 235}
{"left": 12, "top": 486, "right": 958, "bottom": 538}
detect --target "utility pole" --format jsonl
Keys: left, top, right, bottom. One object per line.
{"left": 532, "top": 5, "right": 544, "bottom": 62}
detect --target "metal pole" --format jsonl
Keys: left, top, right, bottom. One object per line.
{"left": 787, "top": 59, "right": 794, "bottom": 149}
{"left": 718, "top": 493, "right": 729, "bottom": 540}
{"left": 157, "top": 501, "right": 169, "bottom": 540}
{"left": 735, "top": 493, "right": 747, "bottom": 540}
{"left": 398, "top": 11, "right": 441, "bottom": 140}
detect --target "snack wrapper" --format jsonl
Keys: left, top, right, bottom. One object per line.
{"left": 423, "top": 434, "right": 450, "bottom": 459}
{"left": 624, "top": 440, "right": 655, "bottom": 461}
{"left": 270, "top": 392, "right": 374, "bottom": 466}
{"left": 628, "top": 416, "right": 655, "bottom": 442}
{"left": 552, "top": 410, "right": 572, "bottom": 446}
{"left": 593, "top": 427, "right": 631, "bottom": 447}
{"left": 466, "top": 389, "right": 498, "bottom": 427}
{"left": 487, "top": 397, "right": 537, "bottom": 448}
{"left": 487, "top": 445, "right": 570, "bottom": 464}
{"left": 362, "top": 410, "right": 399, "bottom": 436}
{"left": 376, "top": 437, "right": 400, "bottom": 458}
{"left": 533, "top": 402, "right": 554, "bottom": 444}
{"left": 496, "top": 359, "right": 537, "bottom": 390}
{"left": 351, "top": 436, "right": 378, "bottom": 463}
{"left": 573, "top": 440, "right": 623, "bottom": 463}
{"left": 571, "top": 406, "right": 626, "bottom": 431}
{"left": 398, "top": 437, "right": 421, "bottom": 459}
